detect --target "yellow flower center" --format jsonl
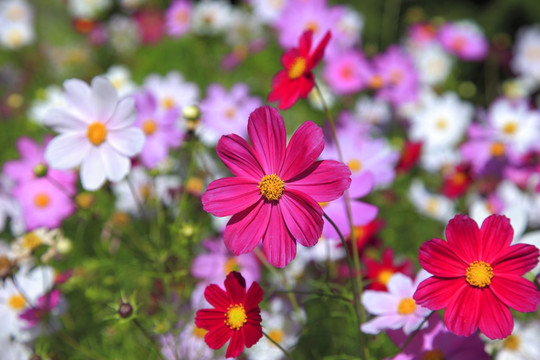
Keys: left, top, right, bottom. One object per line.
{"left": 111, "top": 78, "right": 124, "bottom": 90}
{"left": 466, "top": 261, "right": 493, "bottom": 288}
{"left": 268, "top": 329, "right": 284, "bottom": 344}
{"left": 377, "top": 270, "right": 394, "bottom": 285}
{"left": 87, "top": 122, "right": 107, "bottom": 146}
{"left": 318, "top": 201, "right": 329, "bottom": 208}
{"left": 422, "top": 349, "right": 445, "bottom": 360}
{"left": 503, "top": 334, "right": 520, "bottom": 350}
{"left": 162, "top": 96, "right": 175, "bottom": 110}
{"left": 8, "top": 294, "right": 26, "bottom": 311}
{"left": 6, "top": 29, "right": 23, "bottom": 47}
{"left": 259, "top": 174, "right": 285, "bottom": 201}
{"left": 435, "top": 118, "right": 448, "bottom": 130}
{"left": 225, "top": 304, "right": 247, "bottom": 330}
{"left": 397, "top": 297, "right": 417, "bottom": 315}
{"left": 426, "top": 198, "right": 439, "bottom": 214}
{"left": 224, "top": 107, "right": 236, "bottom": 120}
{"left": 490, "top": 142, "right": 506, "bottom": 157}
{"left": 348, "top": 159, "right": 362, "bottom": 172}
{"left": 186, "top": 177, "right": 204, "bottom": 195}
{"left": 369, "top": 75, "right": 384, "bottom": 89}
{"left": 289, "top": 57, "right": 307, "bottom": 79}
{"left": 142, "top": 119, "right": 157, "bottom": 135}
{"left": 305, "top": 21, "right": 319, "bottom": 33}
{"left": 23, "top": 232, "right": 42, "bottom": 250}
{"left": 33, "top": 193, "right": 50, "bottom": 208}
{"left": 503, "top": 122, "right": 517, "bottom": 135}
{"left": 224, "top": 258, "right": 240, "bottom": 274}
{"left": 192, "top": 326, "right": 208, "bottom": 338}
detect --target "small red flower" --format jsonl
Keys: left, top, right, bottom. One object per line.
{"left": 268, "top": 30, "right": 331, "bottom": 110}
{"left": 413, "top": 214, "right": 540, "bottom": 339}
{"left": 363, "top": 248, "right": 414, "bottom": 291}
{"left": 395, "top": 141, "right": 422, "bottom": 173}
{"left": 195, "top": 271, "right": 263, "bottom": 358}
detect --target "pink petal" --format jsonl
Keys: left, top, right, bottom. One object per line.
{"left": 16, "top": 137, "right": 41, "bottom": 159}
{"left": 478, "top": 288, "right": 513, "bottom": 339}
{"left": 444, "top": 284, "right": 481, "bottom": 337}
{"left": 492, "top": 243, "right": 540, "bottom": 276}
{"left": 418, "top": 238, "right": 468, "bottom": 277}
{"left": 224, "top": 272, "right": 246, "bottom": 304}
{"left": 247, "top": 107, "right": 286, "bottom": 174}
{"left": 489, "top": 274, "right": 540, "bottom": 312}
{"left": 63, "top": 79, "right": 94, "bottom": 119}
{"left": 224, "top": 200, "right": 271, "bottom": 255}
{"left": 226, "top": 329, "right": 245, "bottom": 358}
{"left": 286, "top": 160, "right": 351, "bottom": 202}
{"left": 413, "top": 276, "right": 463, "bottom": 310}
{"left": 202, "top": 177, "right": 261, "bottom": 217}
{"left": 280, "top": 121, "right": 324, "bottom": 180}
{"left": 280, "top": 189, "right": 323, "bottom": 247}
{"left": 205, "top": 324, "right": 232, "bottom": 350}
{"left": 349, "top": 172, "right": 375, "bottom": 199}
{"left": 480, "top": 215, "right": 514, "bottom": 263}
{"left": 262, "top": 204, "right": 297, "bottom": 268}
{"left": 195, "top": 308, "right": 225, "bottom": 330}
{"left": 350, "top": 200, "right": 378, "bottom": 227}
{"left": 217, "top": 134, "right": 264, "bottom": 179}
{"left": 445, "top": 215, "right": 481, "bottom": 263}
{"left": 204, "top": 284, "right": 230, "bottom": 310}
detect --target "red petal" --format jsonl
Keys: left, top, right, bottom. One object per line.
{"left": 205, "top": 324, "right": 232, "bottom": 350}
{"left": 282, "top": 48, "right": 300, "bottom": 69}
{"left": 307, "top": 30, "right": 331, "bottom": 69}
{"left": 492, "top": 243, "right": 540, "bottom": 276}
{"left": 243, "top": 321, "right": 263, "bottom": 348}
{"left": 202, "top": 177, "right": 260, "bottom": 217}
{"left": 413, "top": 276, "right": 463, "bottom": 310}
{"left": 217, "top": 134, "right": 265, "bottom": 179}
{"left": 280, "top": 190, "right": 323, "bottom": 247}
{"left": 444, "top": 284, "right": 482, "bottom": 337}
{"left": 478, "top": 288, "right": 513, "bottom": 339}
{"left": 244, "top": 281, "right": 263, "bottom": 310}
{"left": 286, "top": 160, "right": 351, "bottom": 202}
{"left": 262, "top": 204, "right": 297, "bottom": 268}
{"left": 418, "top": 238, "right": 468, "bottom": 277}
{"left": 298, "top": 73, "right": 315, "bottom": 98}
{"left": 225, "top": 272, "right": 246, "bottom": 304}
{"left": 247, "top": 107, "right": 286, "bottom": 174}
{"left": 298, "top": 30, "right": 313, "bottom": 57}
{"left": 224, "top": 199, "right": 271, "bottom": 255}
{"left": 195, "top": 309, "right": 225, "bottom": 330}
{"left": 490, "top": 274, "right": 540, "bottom": 312}
{"left": 280, "top": 121, "right": 324, "bottom": 180}
{"left": 204, "top": 284, "right": 230, "bottom": 310}
{"left": 226, "top": 329, "right": 245, "bottom": 358}
{"left": 480, "top": 215, "right": 514, "bottom": 263}
{"left": 445, "top": 214, "right": 481, "bottom": 263}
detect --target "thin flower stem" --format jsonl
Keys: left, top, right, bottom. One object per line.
{"left": 274, "top": 289, "right": 353, "bottom": 302}
{"left": 398, "top": 311, "right": 434, "bottom": 353}
{"left": 263, "top": 331, "right": 292, "bottom": 359}
{"left": 126, "top": 176, "right": 148, "bottom": 219}
{"left": 315, "top": 82, "right": 369, "bottom": 360}
{"left": 133, "top": 319, "right": 166, "bottom": 360}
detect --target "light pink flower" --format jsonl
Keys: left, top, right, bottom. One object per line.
{"left": 165, "top": 0, "right": 191, "bottom": 38}
{"left": 323, "top": 50, "right": 371, "bottom": 95}
{"left": 438, "top": 20, "right": 488, "bottom": 61}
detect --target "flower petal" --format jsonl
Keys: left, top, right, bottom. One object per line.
{"left": 244, "top": 282, "right": 263, "bottom": 311}
{"left": 262, "top": 204, "right": 297, "bottom": 268}
{"left": 361, "top": 314, "right": 404, "bottom": 335}
{"left": 45, "top": 133, "right": 90, "bottom": 170}
{"left": 99, "top": 143, "right": 130, "bottom": 182}
{"left": 217, "top": 134, "right": 264, "bottom": 179}
{"left": 349, "top": 172, "right": 375, "bottom": 199}
{"left": 492, "top": 243, "right": 540, "bottom": 276}
{"left": 418, "top": 238, "right": 467, "bottom": 277}
{"left": 387, "top": 273, "right": 414, "bottom": 298}
{"left": 226, "top": 329, "right": 245, "bottom": 358}
{"left": 43, "top": 108, "right": 89, "bottom": 132}
{"left": 108, "top": 96, "right": 136, "bottom": 129}
{"left": 247, "top": 107, "right": 286, "bottom": 174}
{"left": 224, "top": 199, "right": 270, "bottom": 255}
{"left": 91, "top": 76, "right": 119, "bottom": 122}
{"left": 204, "top": 284, "right": 230, "bottom": 310}
{"left": 63, "top": 78, "right": 94, "bottom": 118}
{"left": 361, "top": 290, "right": 399, "bottom": 315}
{"left": 225, "top": 272, "right": 246, "bottom": 304}
{"left": 80, "top": 147, "right": 107, "bottom": 191}
{"left": 489, "top": 274, "right": 540, "bottom": 312}
{"left": 107, "top": 128, "right": 145, "bottom": 157}
{"left": 202, "top": 177, "right": 260, "bottom": 217}
{"left": 445, "top": 214, "right": 481, "bottom": 263}
{"left": 205, "top": 323, "right": 232, "bottom": 350}
{"left": 286, "top": 160, "right": 351, "bottom": 202}
{"left": 413, "top": 276, "right": 463, "bottom": 310}
{"left": 243, "top": 321, "right": 263, "bottom": 348}
{"left": 444, "top": 284, "right": 481, "bottom": 337}
{"left": 280, "top": 189, "right": 323, "bottom": 247}
{"left": 480, "top": 215, "right": 514, "bottom": 263}
{"left": 478, "top": 288, "right": 513, "bottom": 339}
{"left": 280, "top": 121, "right": 324, "bottom": 180}
{"left": 195, "top": 308, "right": 225, "bottom": 330}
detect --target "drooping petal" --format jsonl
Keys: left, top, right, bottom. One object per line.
{"left": 224, "top": 272, "right": 246, "bottom": 304}
{"left": 418, "top": 238, "right": 467, "bottom": 277}
{"left": 361, "top": 290, "right": 400, "bottom": 315}
{"left": 445, "top": 214, "right": 481, "bottom": 263}
{"left": 413, "top": 276, "right": 463, "bottom": 310}
{"left": 99, "top": 143, "right": 130, "bottom": 182}
{"left": 226, "top": 329, "right": 245, "bottom": 358}
{"left": 492, "top": 243, "right": 540, "bottom": 275}
{"left": 107, "top": 96, "right": 136, "bottom": 129}
{"left": 286, "top": 160, "right": 351, "bottom": 202}
{"left": 204, "top": 284, "right": 230, "bottom": 310}
{"left": 477, "top": 288, "right": 513, "bottom": 339}
{"left": 279, "top": 189, "right": 323, "bottom": 247}
{"left": 202, "top": 177, "right": 260, "bottom": 217}
{"left": 45, "top": 133, "right": 90, "bottom": 169}
{"left": 107, "top": 128, "right": 145, "bottom": 157}
{"left": 307, "top": 30, "right": 331, "bottom": 70}
{"left": 262, "top": 204, "right": 297, "bottom": 268}
{"left": 205, "top": 324, "right": 232, "bottom": 350}
{"left": 480, "top": 215, "right": 514, "bottom": 263}
{"left": 80, "top": 147, "right": 107, "bottom": 191}
{"left": 63, "top": 79, "right": 94, "bottom": 118}
{"left": 489, "top": 275, "right": 540, "bottom": 312}
{"left": 216, "top": 134, "right": 264, "bottom": 180}
{"left": 243, "top": 321, "right": 263, "bottom": 348}
{"left": 91, "top": 76, "right": 119, "bottom": 122}
{"left": 280, "top": 121, "right": 324, "bottom": 180}
{"left": 195, "top": 308, "right": 226, "bottom": 330}
{"left": 247, "top": 107, "right": 286, "bottom": 174}
{"left": 43, "top": 108, "right": 89, "bottom": 132}
{"left": 244, "top": 282, "right": 263, "bottom": 311}
{"left": 444, "top": 284, "right": 482, "bottom": 337}
{"left": 224, "top": 199, "right": 271, "bottom": 255}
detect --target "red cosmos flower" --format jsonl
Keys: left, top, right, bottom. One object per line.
{"left": 268, "top": 30, "right": 331, "bottom": 110}
{"left": 413, "top": 214, "right": 540, "bottom": 339}
{"left": 195, "top": 271, "right": 263, "bottom": 358}
{"left": 363, "top": 248, "right": 414, "bottom": 291}
{"left": 202, "top": 106, "right": 351, "bottom": 268}
{"left": 395, "top": 141, "right": 422, "bottom": 173}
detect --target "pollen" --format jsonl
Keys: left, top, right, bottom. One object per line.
{"left": 369, "top": 75, "right": 384, "bottom": 89}
{"left": 192, "top": 326, "right": 208, "bottom": 338}
{"left": 8, "top": 294, "right": 26, "bottom": 311}
{"left": 288, "top": 57, "right": 307, "bottom": 79}
{"left": 23, "top": 232, "right": 42, "bottom": 250}
{"left": 347, "top": 159, "right": 362, "bottom": 172}
{"left": 397, "top": 297, "right": 417, "bottom": 315}
{"left": 224, "top": 258, "right": 240, "bottom": 274}
{"left": 33, "top": 193, "right": 50, "bottom": 208}
{"left": 503, "top": 334, "right": 520, "bottom": 350}
{"left": 142, "top": 119, "right": 157, "bottom": 135}
{"left": 268, "top": 329, "right": 284, "bottom": 344}
{"left": 87, "top": 122, "right": 107, "bottom": 146}
{"left": 259, "top": 174, "right": 285, "bottom": 201}
{"left": 466, "top": 261, "right": 494, "bottom": 288}
{"left": 377, "top": 270, "right": 394, "bottom": 285}
{"left": 502, "top": 122, "right": 518, "bottom": 135}
{"left": 490, "top": 142, "right": 506, "bottom": 157}
{"left": 435, "top": 118, "right": 448, "bottom": 130}
{"left": 225, "top": 304, "right": 247, "bottom": 330}
{"left": 422, "top": 349, "right": 445, "bottom": 360}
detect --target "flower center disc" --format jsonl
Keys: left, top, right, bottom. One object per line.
{"left": 377, "top": 270, "right": 394, "bottom": 285}
{"left": 259, "top": 174, "right": 285, "bottom": 201}
{"left": 289, "top": 57, "right": 307, "bottom": 79}
{"left": 397, "top": 297, "right": 417, "bottom": 315}
{"left": 348, "top": 159, "right": 362, "bottom": 172}
{"left": 224, "top": 258, "right": 240, "bottom": 274}
{"left": 8, "top": 294, "right": 26, "bottom": 311}
{"left": 422, "top": 349, "right": 445, "bottom": 360}
{"left": 33, "top": 193, "right": 50, "bottom": 208}
{"left": 504, "top": 334, "right": 520, "bottom": 350}
{"left": 466, "top": 260, "right": 493, "bottom": 288}
{"left": 142, "top": 119, "right": 157, "bottom": 135}
{"left": 23, "top": 233, "right": 42, "bottom": 250}
{"left": 490, "top": 142, "right": 505, "bottom": 157}
{"left": 225, "top": 304, "right": 247, "bottom": 330}
{"left": 192, "top": 326, "right": 208, "bottom": 338}
{"left": 268, "top": 329, "right": 284, "bottom": 344}
{"left": 87, "top": 122, "right": 107, "bottom": 146}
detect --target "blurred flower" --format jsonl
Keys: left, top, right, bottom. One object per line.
{"left": 438, "top": 20, "right": 488, "bottom": 61}
{"left": 161, "top": 320, "right": 226, "bottom": 360}
{"left": 191, "top": 0, "right": 232, "bottom": 35}
{"left": 354, "top": 96, "right": 392, "bottom": 127}
{"left": 395, "top": 141, "right": 422, "bottom": 173}
{"left": 485, "top": 320, "right": 540, "bottom": 360}
{"left": 409, "top": 179, "right": 455, "bottom": 223}
{"left": 19, "top": 289, "right": 62, "bottom": 329}
{"left": 512, "top": 25, "right": 540, "bottom": 86}
{"left": 103, "top": 65, "right": 137, "bottom": 98}
{"left": 0, "top": 18, "right": 34, "bottom": 49}
{"left": 143, "top": 71, "right": 199, "bottom": 114}
{"left": 44, "top": 76, "right": 145, "bottom": 191}
{"left": 107, "top": 15, "right": 140, "bottom": 54}
{"left": 307, "top": 80, "right": 335, "bottom": 110}
{"left": 134, "top": 7, "right": 164, "bottom": 44}
{"left": 268, "top": 30, "right": 331, "bottom": 110}
{"left": 363, "top": 248, "right": 414, "bottom": 291}
{"left": 413, "top": 214, "right": 540, "bottom": 339}
{"left": 323, "top": 50, "right": 371, "bottom": 95}
{"left": 202, "top": 106, "right": 351, "bottom": 267}
{"left": 164, "top": 0, "right": 192, "bottom": 38}
{"left": 28, "top": 85, "right": 67, "bottom": 125}
{"left": 195, "top": 271, "right": 263, "bottom": 358}
{"left": 250, "top": 0, "right": 286, "bottom": 24}
{"left": 410, "top": 43, "right": 452, "bottom": 86}
{"left": 68, "top": 0, "right": 111, "bottom": 20}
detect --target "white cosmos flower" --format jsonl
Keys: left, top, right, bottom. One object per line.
{"left": 409, "top": 179, "right": 455, "bottom": 223}
{"left": 512, "top": 25, "right": 540, "bottom": 86}
{"left": 412, "top": 44, "right": 452, "bottom": 86}
{"left": 44, "top": 76, "right": 145, "bottom": 191}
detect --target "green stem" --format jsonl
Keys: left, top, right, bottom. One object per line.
{"left": 274, "top": 289, "right": 353, "bottom": 303}
{"left": 263, "top": 331, "right": 292, "bottom": 359}
{"left": 134, "top": 319, "right": 165, "bottom": 360}
{"left": 398, "top": 311, "right": 434, "bottom": 353}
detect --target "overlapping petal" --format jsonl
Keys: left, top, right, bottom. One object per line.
{"left": 202, "top": 177, "right": 260, "bottom": 217}
{"left": 445, "top": 214, "right": 481, "bottom": 263}
{"left": 216, "top": 134, "right": 264, "bottom": 179}
{"left": 263, "top": 205, "right": 297, "bottom": 268}
{"left": 280, "top": 121, "right": 324, "bottom": 180}
{"left": 490, "top": 275, "right": 540, "bottom": 312}
{"left": 91, "top": 76, "right": 119, "bottom": 122}
{"left": 418, "top": 238, "right": 467, "bottom": 277}
{"left": 480, "top": 215, "right": 514, "bottom": 263}
{"left": 280, "top": 189, "right": 323, "bottom": 247}
{"left": 492, "top": 243, "right": 540, "bottom": 275}
{"left": 247, "top": 107, "right": 286, "bottom": 174}
{"left": 224, "top": 200, "right": 271, "bottom": 255}
{"left": 45, "top": 133, "right": 90, "bottom": 170}
{"left": 444, "top": 284, "right": 482, "bottom": 337}
{"left": 224, "top": 272, "right": 246, "bottom": 304}
{"left": 413, "top": 276, "right": 463, "bottom": 310}
{"left": 477, "top": 288, "right": 513, "bottom": 339}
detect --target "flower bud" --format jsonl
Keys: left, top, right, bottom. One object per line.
{"left": 118, "top": 302, "right": 133, "bottom": 318}
{"left": 76, "top": 193, "right": 95, "bottom": 209}
{"left": 33, "top": 163, "right": 48, "bottom": 178}
{"left": 182, "top": 105, "right": 200, "bottom": 122}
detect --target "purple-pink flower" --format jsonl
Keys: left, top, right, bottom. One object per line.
{"left": 323, "top": 50, "right": 371, "bottom": 95}
{"left": 438, "top": 20, "right": 488, "bottom": 61}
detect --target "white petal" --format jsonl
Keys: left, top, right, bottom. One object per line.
{"left": 361, "top": 291, "right": 399, "bottom": 315}
{"left": 99, "top": 143, "right": 130, "bottom": 182}
{"left": 80, "top": 147, "right": 107, "bottom": 191}
{"left": 91, "top": 76, "right": 119, "bottom": 122}
{"left": 108, "top": 96, "right": 136, "bottom": 129}
{"left": 63, "top": 79, "right": 94, "bottom": 118}
{"left": 361, "top": 315, "right": 404, "bottom": 334}
{"left": 387, "top": 273, "right": 414, "bottom": 298}
{"left": 45, "top": 133, "right": 90, "bottom": 169}
{"left": 43, "top": 108, "right": 89, "bottom": 131}
{"left": 107, "top": 128, "right": 145, "bottom": 157}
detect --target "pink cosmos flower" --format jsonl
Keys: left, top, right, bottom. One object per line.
{"left": 323, "top": 50, "right": 371, "bottom": 95}
{"left": 202, "top": 106, "right": 351, "bottom": 267}
{"left": 164, "top": 0, "right": 192, "bottom": 38}
{"left": 19, "top": 289, "right": 62, "bottom": 329}
{"left": 413, "top": 214, "right": 540, "bottom": 339}
{"left": 438, "top": 20, "right": 488, "bottom": 61}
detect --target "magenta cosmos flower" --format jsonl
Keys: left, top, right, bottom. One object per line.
{"left": 413, "top": 214, "right": 540, "bottom": 339}
{"left": 202, "top": 106, "right": 351, "bottom": 268}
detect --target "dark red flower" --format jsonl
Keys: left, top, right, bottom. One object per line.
{"left": 396, "top": 141, "right": 422, "bottom": 173}
{"left": 363, "top": 248, "right": 414, "bottom": 291}
{"left": 268, "top": 30, "right": 331, "bottom": 110}
{"left": 195, "top": 272, "right": 263, "bottom": 358}
{"left": 441, "top": 163, "right": 472, "bottom": 198}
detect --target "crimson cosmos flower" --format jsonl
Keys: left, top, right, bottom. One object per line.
{"left": 413, "top": 214, "right": 540, "bottom": 339}
{"left": 195, "top": 271, "right": 263, "bottom": 358}
{"left": 201, "top": 106, "right": 351, "bottom": 268}
{"left": 268, "top": 30, "right": 331, "bottom": 110}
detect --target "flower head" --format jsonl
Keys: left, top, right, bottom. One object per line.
{"left": 195, "top": 271, "right": 263, "bottom": 358}
{"left": 413, "top": 214, "right": 540, "bottom": 339}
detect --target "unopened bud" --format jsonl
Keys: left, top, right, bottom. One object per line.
{"left": 182, "top": 105, "right": 200, "bottom": 122}
{"left": 118, "top": 302, "right": 133, "bottom": 318}
{"left": 33, "top": 163, "right": 48, "bottom": 178}
{"left": 76, "top": 192, "right": 95, "bottom": 209}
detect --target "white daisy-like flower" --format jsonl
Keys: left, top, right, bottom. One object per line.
{"left": 420, "top": 146, "right": 461, "bottom": 173}
{"left": 143, "top": 71, "right": 199, "bottom": 114}
{"left": 412, "top": 43, "right": 452, "bottom": 86}
{"left": 0, "top": 0, "right": 33, "bottom": 24}
{"left": 485, "top": 320, "right": 540, "bottom": 360}
{"left": 0, "top": 20, "right": 34, "bottom": 49}
{"left": 250, "top": 0, "right": 286, "bottom": 24}
{"left": 354, "top": 96, "right": 391, "bottom": 126}
{"left": 44, "top": 76, "right": 145, "bottom": 191}
{"left": 512, "top": 25, "right": 540, "bottom": 86}
{"left": 191, "top": 0, "right": 232, "bottom": 36}
{"left": 107, "top": 15, "right": 140, "bottom": 54}
{"left": 28, "top": 85, "right": 67, "bottom": 125}
{"left": 0, "top": 337, "right": 32, "bottom": 360}
{"left": 67, "top": 0, "right": 112, "bottom": 19}
{"left": 409, "top": 179, "right": 455, "bottom": 223}
{"left": 225, "top": 9, "right": 262, "bottom": 47}
{"left": 102, "top": 65, "right": 137, "bottom": 98}
{"left": 333, "top": 6, "right": 364, "bottom": 51}
{"left": 308, "top": 81, "right": 335, "bottom": 110}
